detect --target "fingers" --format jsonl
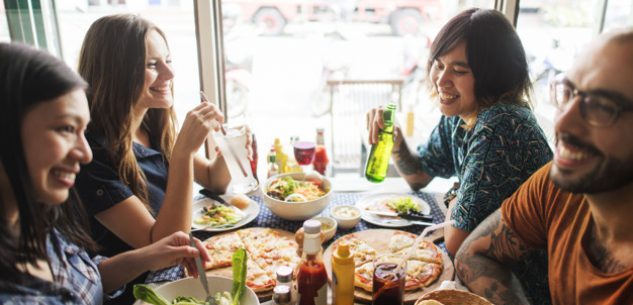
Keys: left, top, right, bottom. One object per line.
{"left": 366, "top": 107, "right": 385, "bottom": 145}
{"left": 193, "top": 237, "right": 210, "bottom": 262}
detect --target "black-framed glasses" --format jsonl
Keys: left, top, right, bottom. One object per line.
{"left": 551, "top": 79, "right": 633, "bottom": 127}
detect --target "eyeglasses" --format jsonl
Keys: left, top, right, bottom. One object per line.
{"left": 551, "top": 80, "right": 633, "bottom": 127}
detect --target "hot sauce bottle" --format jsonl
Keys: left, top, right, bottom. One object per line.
{"left": 313, "top": 128, "right": 329, "bottom": 175}
{"left": 297, "top": 220, "right": 328, "bottom": 305}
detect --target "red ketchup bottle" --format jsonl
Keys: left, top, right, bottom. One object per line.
{"left": 297, "top": 219, "right": 328, "bottom": 305}
{"left": 313, "top": 128, "right": 329, "bottom": 175}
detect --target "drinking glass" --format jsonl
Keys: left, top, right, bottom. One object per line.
{"left": 214, "top": 125, "right": 258, "bottom": 194}
{"left": 293, "top": 141, "right": 316, "bottom": 172}
{"left": 372, "top": 254, "right": 406, "bottom": 305}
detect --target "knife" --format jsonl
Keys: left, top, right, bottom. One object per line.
{"left": 365, "top": 210, "right": 433, "bottom": 221}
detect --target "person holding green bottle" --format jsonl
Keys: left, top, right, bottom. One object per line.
{"left": 366, "top": 8, "right": 553, "bottom": 304}
{"left": 366, "top": 8, "right": 552, "bottom": 258}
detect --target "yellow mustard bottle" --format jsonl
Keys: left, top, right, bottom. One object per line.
{"left": 332, "top": 242, "right": 355, "bottom": 305}
{"left": 273, "top": 138, "right": 288, "bottom": 173}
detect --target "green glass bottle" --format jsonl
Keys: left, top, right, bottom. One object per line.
{"left": 365, "top": 103, "right": 396, "bottom": 183}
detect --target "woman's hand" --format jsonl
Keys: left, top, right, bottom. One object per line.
{"left": 174, "top": 102, "right": 224, "bottom": 156}
{"left": 366, "top": 107, "right": 404, "bottom": 148}
{"left": 141, "top": 231, "right": 210, "bottom": 277}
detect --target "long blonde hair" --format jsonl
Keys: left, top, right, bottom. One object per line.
{"left": 78, "top": 14, "right": 176, "bottom": 210}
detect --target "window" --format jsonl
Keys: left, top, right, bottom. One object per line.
{"left": 216, "top": 0, "right": 496, "bottom": 177}
{"left": 54, "top": 1, "right": 199, "bottom": 124}
{"left": 0, "top": 1, "right": 9, "bottom": 42}
{"left": 516, "top": 0, "right": 629, "bottom": 146}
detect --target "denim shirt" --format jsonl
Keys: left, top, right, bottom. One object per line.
{"left": 75, "top": 132, "right": 183, "bottom": 304}
{"left": 417, "top": 103, "right": 553, "bottom": 232}
{"left": 0, "top": 230, "right": 103, "bottom": 305}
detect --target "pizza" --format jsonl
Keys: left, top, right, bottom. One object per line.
{"left": 332, "top": 231, "right": 443, "bottom": 292}
{"left": 203, "top": 228, "right": 301, "bottom": 293}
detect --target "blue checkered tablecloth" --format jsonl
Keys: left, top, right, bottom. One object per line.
{"left": 193, "top": 191, "right": 445, "bottom": 245}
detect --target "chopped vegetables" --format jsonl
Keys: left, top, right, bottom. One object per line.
{"left": 194, "top": 205, "right": 244, "bottom": 228}
{"left": 266, "top": 176, "right": 326, "bottom": 202}
{"left": 134, "top": 284, "right": 233, "bottom": 305}
{"left": 386, "top": 197, "right": 420, "bottom": 214}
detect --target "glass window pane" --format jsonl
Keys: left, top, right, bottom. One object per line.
{"left": 516, "top": 0, "right": 601, "bottom": 145}
{"left": 0, "top": 2, "right": 9, "bottom": 42}
{"left": 222, "top": 0, "right": 495, "bottom": 177}
{"left": 55, "top": 1, "right": 199, "bottom": 124}
{"left": 604, "top": 0, "right": 633, "bottom": 31}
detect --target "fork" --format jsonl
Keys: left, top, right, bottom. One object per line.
{"left": 189, "top": 232, "right": 215, "bottom": 305}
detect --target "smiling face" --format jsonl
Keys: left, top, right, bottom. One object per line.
{"left": 551, "top": 37, "right": 633, "bottom": 193}
{"left": 21, "top": 89, "right": 92, "bottom": 205}
{"left": 430, "top": 41, "right": 477, "bottom": 121}
{"left": 136, "top": 29, "right": 174, "bottom": 110}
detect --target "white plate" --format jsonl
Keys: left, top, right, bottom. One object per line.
{"left": 191, "top": 195, "right": 259, "bottom": 232}
{"left": 134, "top": 275, "right": 260, "bottom": 305}
{"left": 356, "top": 193, "right": 431, "bottom": 228}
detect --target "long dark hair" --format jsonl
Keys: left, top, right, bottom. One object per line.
{"left": 0, "top": 43, "right": 96, "bottom": 287}
{"left": 78, "top": 14, "right": 177, "bottom": 209}
{"left": 427, "top": 8, "right": 532, "bottom": 109}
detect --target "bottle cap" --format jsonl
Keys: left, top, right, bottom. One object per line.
{"left": 273, "top": 285, "right": 291, "bottom": 304}
{"left": 276, "top": 266, "right": 293, "bottom": 283}
{"left": 303, "top": 219, "right": 321, "bottom": 234}
{"left": 336, "top": 242, "right": 351, "bottom": 258}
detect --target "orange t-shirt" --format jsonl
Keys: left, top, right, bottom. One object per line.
{"left": 501, "top": 162, "right": 633, "bottom": 305}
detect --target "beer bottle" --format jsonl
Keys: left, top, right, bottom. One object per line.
{"left": 364, "top": 103, "right": 396, "bottom": 183}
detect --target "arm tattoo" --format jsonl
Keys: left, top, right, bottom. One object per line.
{"left": 393, "top": 140, "right": 423, "bottom": 176}
{"left": 456, "top": 211, "right": 532, "bottom": 305}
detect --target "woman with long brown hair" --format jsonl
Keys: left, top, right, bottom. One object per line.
{"left": 0, "top": 42, "right": 209, "bottom": 304}
{"left": 75, "top": 14, "right": 233, "bottom": 304}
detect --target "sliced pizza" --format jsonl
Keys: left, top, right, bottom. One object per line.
{"left": 203, "top": 232, "right": 245, "bottom": 269}
{"left": 405, "top": 259, "right": 443, "bottom": 288}
{"left": 245, "top": 258, "right": 276, "bottom": 293}
{"left": 334, "top": 234, "right": 377, "bottom": 266}
{"left": 354, "top": 261, "right": 374, "bottom": 292}
{"left": 397, "top": 240, "right": 443, "bottom": 265}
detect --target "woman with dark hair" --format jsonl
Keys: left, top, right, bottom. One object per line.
{"left": 367, "top": 8, "right": 552, "bottom": 256}
{"left": 0, "top": 42, "right": 208, "bottom": 304}
{"left": 74, "top": 14, "right": 237, "bottom": 303}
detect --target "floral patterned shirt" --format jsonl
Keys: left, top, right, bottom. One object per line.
{"left": 417, "top": 103, "right": 552, "bottom": 232}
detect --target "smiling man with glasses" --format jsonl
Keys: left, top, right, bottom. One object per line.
{"left": 455, "top": 29, "right": 633, "bottom": 305}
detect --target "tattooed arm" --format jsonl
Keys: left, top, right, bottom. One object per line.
{"left": 455, "top": 209, "right": 534, "bottom": 305}
{"left": 391, "top": 127, "right": 433, "bottom": 191}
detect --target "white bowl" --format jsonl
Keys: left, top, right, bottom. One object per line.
{"left": 311, "top": 216, "right": 337, "bottom": 242}
{"left": 134, "top": 275, "right": 259, "bottom": 305}
{"left": 331, "top": 205, "right": 361, "bottom": 229}
{"left": 262, "top": 172, "right": 331, "bottom": 221}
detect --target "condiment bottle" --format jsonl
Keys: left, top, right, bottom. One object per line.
{"left": 274, "top": 138, "right": 288, "bottom": 173}
{"left": 276, "top": 266, "right": 295, "bottom": 304}
{"left": 313, "top": 128, "right": 329, "bottom": 175}
{"left": 332, "top": 242, "right": 355, "bottom": 305}
{"left": 297, "top": 220, "right": 328, "bottom": 305}
{"left": 364, "top": 103, "right": 396, "bottom": 183}
{"left": 273, "top": 285, "right": 293, "bottom": 305}
{"left": 268, "top": 149, "right": 279, "bottom": 178}
{"left": 405, "top": 104, "right": 415, "bottom": 137}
